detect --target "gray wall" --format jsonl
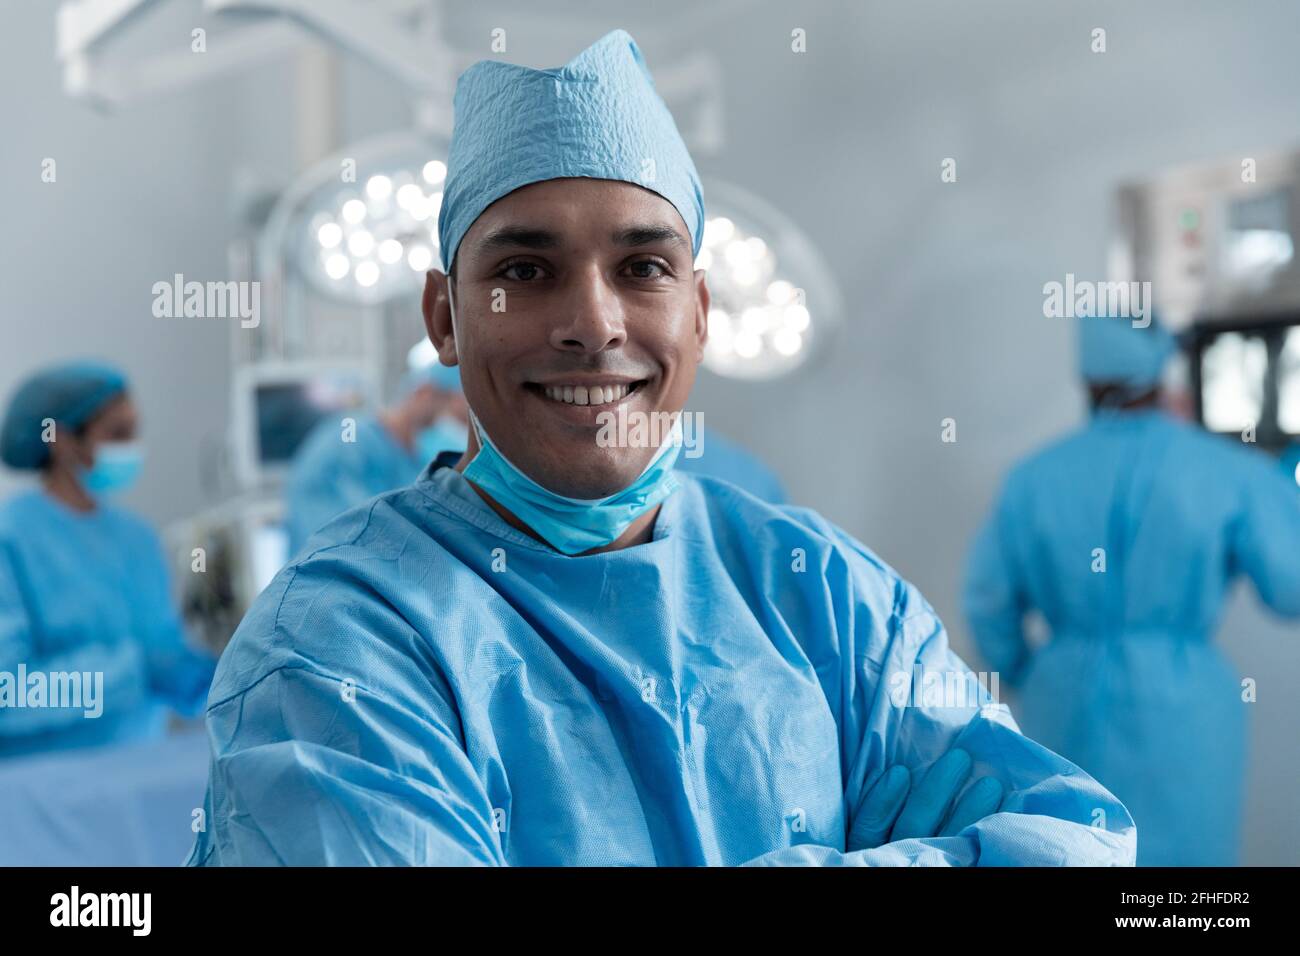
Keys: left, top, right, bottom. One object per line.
{"left": 2, "top": 0, "right": 1297, "bottom": 861}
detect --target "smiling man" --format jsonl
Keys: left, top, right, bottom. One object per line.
{"left": 187, "top": 30, "right": 1135, "bottom": 867}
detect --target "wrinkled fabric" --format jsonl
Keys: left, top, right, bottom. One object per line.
{"left": 284, "top": 414, "right": 425, "bottom": 557}
{"left": 188, "top": 456, "right": 1134, "bottom": 866}
{"left": 676, "top": 431, "right": 788, "bottom": 504}
{"left": 0, "top": 490, "right": 215, "bottom": 758}
{"left": 437, "top": 29, "right": 705, "bottom": 271}
{"left": 1, "top": 362, "right": 127, "bottom": 470}
{"left": 965, "top": 410, "right": 1300, "bottom": 865}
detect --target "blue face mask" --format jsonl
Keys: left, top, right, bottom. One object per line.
{"left": 416, "top": 417, "right": 470, "bottom": 463}
{"left": 80, "top": 441, "right": 144, "bottom": 497}
{"left": 462, "top": 412, "right": 682, "bottom": 556}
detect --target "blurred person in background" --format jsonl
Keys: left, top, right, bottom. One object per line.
{"left": 676, "top": 429, "right": 788, "bottom": 504}
{"left": 0, "top": 362, "right": 216, "bottom": 758}
{"left": 964, "top": 312, "right": 1300, "bottom": 865}
{"left": 284, "top": 362, "right": 468, "bottom": 555}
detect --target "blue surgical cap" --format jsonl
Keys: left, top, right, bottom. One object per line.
{"left": 1078, "top": 311, "right": 1176, "bottom": 388}
{"left": 1, "top": 362, "right": 128, "bottom": 470}
{"left": 403, "top": 361, "right": 462, "bottom": 396}
{"left": 437, "top": 29, "right": 705, "bottom": 272}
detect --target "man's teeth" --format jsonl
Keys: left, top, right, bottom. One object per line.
{"left": 542, "top": 383, "right": 632, "bottom": 406}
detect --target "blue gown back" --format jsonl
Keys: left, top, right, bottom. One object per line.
{"left": 965, "top": 410, "right": 1300, "bottom": 865}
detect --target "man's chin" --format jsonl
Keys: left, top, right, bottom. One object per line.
{"left": 520, "top": 448, "right": 652, "bottom": 500}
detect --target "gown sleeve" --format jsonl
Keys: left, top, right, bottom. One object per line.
{"left": 132, "top": 524, "right": 216, "bottom": 718}
{"left": 962, "top": 477, "right": 1034, "bottom": 688}
{"left": 0, "top": 536, "right": 150, "bottom": 737}
{"left": 741, "top": 519, "right": 1136, "bottom": 867}
{"left": 188, "top": 563, "right": 505, "bottom": 866}
{"left": 1229, "top": 454, "right": 1300, "bottom": 617}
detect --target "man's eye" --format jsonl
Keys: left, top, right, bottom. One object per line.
{"left": 627, "top": 260, "right": 666, "bottom": 279}
{"left": 500, "top": 262, "right": 545, "bottom": 281}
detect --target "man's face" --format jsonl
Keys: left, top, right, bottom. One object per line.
{"left": 423, "top": 178, "right": 709, "bottom": 499}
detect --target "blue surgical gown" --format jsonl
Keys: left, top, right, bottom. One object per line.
{"left": 965, "top": 410, "right": 1300, "bottom": 866}
{"left": 676, "top": 431, "right": 788, "bottom": 504}
{"left": 285, "top": 414, "right": 426, "bottom": 556}
{"left": 188, "top": 455, "right": 1133, "bottom": 866}
{"left": 0, "top": 490, "right": 215, "bottom": 758}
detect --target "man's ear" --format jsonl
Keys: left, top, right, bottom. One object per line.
{"left": 421, "top": 269, "right": 458, "bottom": 366}
{"left": 693, "top": 269, "right": 711, "bottom": 362}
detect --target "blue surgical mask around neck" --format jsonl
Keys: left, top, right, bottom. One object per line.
{"left": 80, "top": 441, "right": 144, "bottom": 497}
{"left": 462, "top": 410, "right": 682, "bottom": 555}
{"left": 446, "top": 283, "right": 681, "bottom": 554}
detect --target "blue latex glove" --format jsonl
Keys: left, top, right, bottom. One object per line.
{"left": 848, "top": 749, "right": 1005, "bottom": 850}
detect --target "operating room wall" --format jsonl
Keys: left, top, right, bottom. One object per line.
{"left": 3, "top": 0, "right": 1297, "bottom": 862}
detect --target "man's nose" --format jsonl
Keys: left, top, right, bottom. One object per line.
{"left": 548, "top": 265, "right": 627, "bottom": 353}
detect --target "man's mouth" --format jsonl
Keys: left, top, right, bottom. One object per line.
{"left": 524, "top": 379, "right": 649, "bottom": 407}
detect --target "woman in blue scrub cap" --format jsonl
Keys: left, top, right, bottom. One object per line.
{"left": 0, "top": 362, "right": 216, "bottom": 757}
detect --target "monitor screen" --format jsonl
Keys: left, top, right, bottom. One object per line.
{"left": 1278, "top": 326, "right": 1300, "bottom": 435}
{"left": 1200, "top": 331, "right": 1269, "bottom": 433}
{"left": 255, "top": 376, "right": 367, "bottom": 466}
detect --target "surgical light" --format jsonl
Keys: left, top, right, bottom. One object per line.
{"left": 407, "top": 245, "right": 434, "bottom": 272}
{"left": 355, "top": 261, "right": 380, "bottom": 287}
{"left": 265, "top": 133, "right": 452, "bottom": 306}
{"left": 324, "top": 255, "right": 349, "bottom": 280}
{"left": 316, "top": 222, "right": 342, "bottom": 248}
{"left": 695, "top": 180, "right": 841, "bottom": 380}
{"left": 422, "top": 160, "right": 447, "bottom": 185}
{"left": 347, "top": 230, "right": 375, "bottom": 257}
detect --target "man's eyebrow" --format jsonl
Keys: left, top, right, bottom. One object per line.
{"left": 475, "top": 226, "right": 562, "bottom": 251}
{"left": 612, "top": 224, "right": 688, "bottom": 248}
{"left": 472, "top": 223, "right": 688, "bottom": 254}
